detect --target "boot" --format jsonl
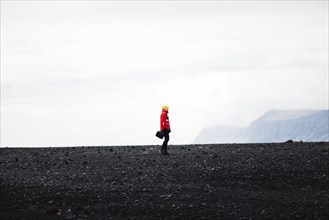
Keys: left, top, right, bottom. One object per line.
{"left": 164, "top": 146, "right": 170, "bottom": 155}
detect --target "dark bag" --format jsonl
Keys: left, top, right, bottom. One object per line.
{"left": 156, "top": 131, "right": 164, "bottom": 139}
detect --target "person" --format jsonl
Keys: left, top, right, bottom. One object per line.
{"left": 160, "top": 105, "right": 171, "bottom": 155}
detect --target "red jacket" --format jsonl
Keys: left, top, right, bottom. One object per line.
{"left": 160, "top": 110, "right": 171, "bottom": 131}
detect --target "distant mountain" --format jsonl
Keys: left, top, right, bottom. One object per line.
{"left": 194, "top": 110, "right": 329, "bottom": 144}
{"left": 194, "top": 126, "right": 245, "bottom": 144}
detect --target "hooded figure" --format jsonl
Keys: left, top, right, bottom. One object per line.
{"left": 160, "top": 105, "right": 171, "bottom": 155}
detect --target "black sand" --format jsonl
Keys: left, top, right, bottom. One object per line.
{"left": 1, "top": 142, "right": 328, "bottom": 219}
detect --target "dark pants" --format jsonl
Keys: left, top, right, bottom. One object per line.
{"left": 161, "top": 129, "right": 170, "bottom": 154}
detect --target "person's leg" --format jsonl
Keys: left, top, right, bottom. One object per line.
{"left": 163, "top": 129, "right": 170, "bottom": 155}
{"left": 161, "top": 130, "right": 167, "bottom": 155}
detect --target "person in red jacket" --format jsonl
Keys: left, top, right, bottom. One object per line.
{"left": 160, "top": 105, "right": 171, "bottom": 155}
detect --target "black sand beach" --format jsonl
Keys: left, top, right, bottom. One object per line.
{"left": 1, "top": 142, "right": 328, "bottom": 219}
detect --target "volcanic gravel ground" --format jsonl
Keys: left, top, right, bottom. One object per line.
{"left": 1, "top": 142, "right": 328, "bottom": 219}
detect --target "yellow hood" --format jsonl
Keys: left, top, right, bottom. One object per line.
{"left": 162, "top": 105, "right": 169, "bottom": 111}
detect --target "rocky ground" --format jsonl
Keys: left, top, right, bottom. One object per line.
{"left": 0, "top": 142, "right": 328, "bottom": 219}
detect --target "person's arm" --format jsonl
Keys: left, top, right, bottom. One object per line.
{"left": 160, "top": 113, "right": 166, "bottom": 131}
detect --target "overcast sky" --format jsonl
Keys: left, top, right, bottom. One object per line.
{"left": 1, "top": 1, "right": 328, "bottom": 147}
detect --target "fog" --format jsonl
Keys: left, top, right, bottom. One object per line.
{"left": 1, "top": 1, "right": 328, "bottom": 147}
